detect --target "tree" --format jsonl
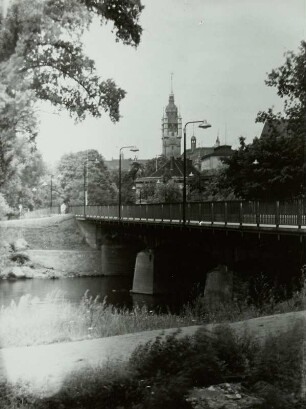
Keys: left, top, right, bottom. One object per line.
{"left": 222, "top": 133, "right": 304, "bottom": 200}
{"left": 143, "top": 156, "right": 168, "bottom": 177}
{"left": 56, "top": 149, "right": 117, "bottom": 205}
{"left": 1, "top": 136, "right": 48, "bottom": 210}
{"left": 222, "top": 42, "right": 306, "bottom": 200}
{"left": 189, "top": 169, "right": 236, "bottom": 202}
{"left": 0, "top": 0, "right": 143, "bottom": 121}
{"left": 152, "top": 179, "right": 182, "bottom": 203}
{"left": 0, "top": 0, "right": 144, "bottom": 186}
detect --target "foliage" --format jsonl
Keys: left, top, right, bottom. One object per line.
{"left": 189, "top": 169, "right": 237, "bottom": 201}
{"left": 0, "top": 290, "right": 196, "bottom": 348}
{"left": 0, "top": 0, "right": 143, "bottom": 121}
{"left": 121, "top": 161, "right": 143, "bottom": 204}
{"left": 0, "top": 0, "right": 144, "bottom": 187}
{"left": 250, "top": 320, "right": 304, "bottom": 394}
{"left": 0, "top": 192, "right": 12, "bottom": 219}
{"left": 151, "top": 179, "right": 182, "bottom": 203}
{"left": 221, "top": 41, "right": 306, "bottom": 200}
{"left": 1, "top": 137, "right": 48, "bottom": 210}
{"left": 257, "top": 41, "right": 306, "bottom": 128}
{"left": 143, "top": 156, "right": 168, "bottom": 177}
{"left": 56, "top": 149, "right": 117, "bottom": 205}
{"left": 221, "top": 133, "right": 304, "bottom": 200}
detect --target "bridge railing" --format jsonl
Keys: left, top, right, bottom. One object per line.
{"left": 69, "top": 199, "right": 306, "bottom": 228}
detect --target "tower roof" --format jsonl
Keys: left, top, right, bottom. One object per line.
{"left": 165, "top": 93, "right": 178, "bottom": 114}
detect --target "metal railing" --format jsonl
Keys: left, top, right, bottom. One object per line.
{"left": 69, "top": 200, "right": 306, "bottom": 229}
{"left": 20, "top": 206, "right": 61, "bottom": 219}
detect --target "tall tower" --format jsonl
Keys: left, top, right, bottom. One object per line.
{"left": 161, "top": 75, "right": 182, "bottom": 158}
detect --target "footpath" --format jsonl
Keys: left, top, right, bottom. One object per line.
{"left": 0, "top": 310, "right": 305, "bottom": 397}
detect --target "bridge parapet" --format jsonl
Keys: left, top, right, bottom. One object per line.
{"left": 69, "top": 200, "right": 306, "bottom": 233}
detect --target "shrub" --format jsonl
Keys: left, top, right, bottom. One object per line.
{"left": 212, "top": 325, "right": 259, "bottom": 379}
{"left": 250, "top": 320, "right": 305, "bottom": 395}
{"left": 9, "top": 252, "right": 30, "bottom": 265}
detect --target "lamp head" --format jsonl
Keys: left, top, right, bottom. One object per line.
{"left": 198, "top": 120, "right": 212, "bottom": 129}
{"left": 130, "top": 146, "right": 139, "bottom": 152}
{"left": 253, "top": 159, "right": 259, "bottom": 165}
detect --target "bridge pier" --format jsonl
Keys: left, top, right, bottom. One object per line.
{"left": 132, "top": 249, "right": 155, "bottom": 294}
{"left": 132, "top": 247, "right": 179, "bottom": 295}
{"left": 203, "top": 265, "right": 233, "bottom": 309}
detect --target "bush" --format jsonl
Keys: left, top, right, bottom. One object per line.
{"left": 250, "top": 320, "right": 304, "bottom": 394}
{"left": 129, "top": 330, "right": 222, "bottom": 387}
{"left": 9, "top": 252, "right": 30, "bottom": 265}
{"left": 212, "top": 325, "right": 259, "bottom": 379}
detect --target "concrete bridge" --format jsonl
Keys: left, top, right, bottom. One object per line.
{"left": 60, "top": 200, "right": 306, "bottom": 296}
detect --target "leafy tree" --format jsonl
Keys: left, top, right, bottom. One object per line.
{"left": 1, "top": 137, "right": 48, "bottom": 210}
{"left": 0, "top": 0, "right": 144, "bottom": 186}
{"left": 222, "top": 133, "right": 304, "bottom": 200}
{"left": 143, "top": 156, "right": 168, "bottom": 177}
{"left": 189, "top": 169, "right": 236, "bottom": 202}
{"left": 56, "top": 149, "right": 117, "bottom": 205}
{"left": 0, "top": 0, "right": 143, "bottom": 120}
{"left": 152, "top": 179, "right": 182, "bottom": 203}
{"left": 222, "top": 42, "right": 306, "bottom": 200}
{"left": 109, "top": 160, "right": 142, "bottom": 204}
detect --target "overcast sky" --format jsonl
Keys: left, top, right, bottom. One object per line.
{"left": 36, "top": 0, "right": 306, "bottom": 164}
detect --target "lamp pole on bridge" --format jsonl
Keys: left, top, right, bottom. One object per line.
{"left": 183, "top": 120, "right": 211, "bottom": 226}
{"left": 119, "top": 146, "right": 139, "bottom": 221}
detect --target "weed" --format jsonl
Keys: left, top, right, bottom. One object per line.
{"left": 0, "top": 291, "right": 196, "bottom": 348}
{"left": 9, "top": 253, "right": 30, "bottom": 265}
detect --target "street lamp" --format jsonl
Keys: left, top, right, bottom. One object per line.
{"left": 119, "top": 146, "right": 139, "bottom": 220}
{"left": 41, "top": 175, "right": 54, "bottom": 209}
{"left": 183, "top": 120, "right": 211, "bottom": 225}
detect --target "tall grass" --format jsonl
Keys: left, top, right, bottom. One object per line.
{"left": 0, "top": 290, "right": 198, "bottom": 348}
{"left": 1, "top": 283, "right": 305, "bottom": 349}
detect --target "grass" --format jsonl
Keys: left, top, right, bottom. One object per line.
{"left": 0, "top": 284, "right": 305, "bottom": 349}
{"left": 0, "top": 323, "right": 305, "bottom": 409}
{"left": 0, "top": 290, "right": 199, "bottom": 348}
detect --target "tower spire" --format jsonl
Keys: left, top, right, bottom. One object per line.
{"left": 170, "top": 72, "right": 174, "bottom": 94}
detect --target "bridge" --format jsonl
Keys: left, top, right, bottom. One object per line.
{"left": 69, "top": 200, "right": 306, "bottom": 236}
{"left": 25, "top": 200, "right": 306, "bottom": 297}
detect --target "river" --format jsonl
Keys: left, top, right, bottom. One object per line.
{"left": 0, "top": 276, "right": 194, "bottom": 313}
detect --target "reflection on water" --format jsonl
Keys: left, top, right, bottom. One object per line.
{"left": 0, "top": 277, "right": 193, "bottom": 313}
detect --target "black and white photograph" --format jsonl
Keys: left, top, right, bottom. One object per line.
{"left": 0, "top": 0, "right": 305, "bottom": 407}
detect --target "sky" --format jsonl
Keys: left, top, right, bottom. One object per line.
{"left": 36, "top": 0, "right": 306, "bottom": 164}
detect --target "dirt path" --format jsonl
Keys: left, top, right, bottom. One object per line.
{"left": 0, "top": 310, "right": 305, "bottom": 397}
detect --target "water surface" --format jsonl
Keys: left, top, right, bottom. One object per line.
{"left": 0, "top": 276, "right": 192, "bottom": 313}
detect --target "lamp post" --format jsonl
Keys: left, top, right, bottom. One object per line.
{"left": 41, "top": 175, "right": 54, "bottom": 210}
{"left": 50, "top": 175, "right": 53, "bottom": 209}
{"left": 119, "top": 146, "right": 139, "bottom": 220}
{"left": 183, "top": 120, "right": 211, "bottom": 225}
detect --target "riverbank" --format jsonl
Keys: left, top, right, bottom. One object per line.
{"left": 0, "top": 290, "right": 197, "bottom": 348}
{"left": 0, "top": 310, "right": 305, "bottom": 398}
{"left": 0, "top": 215, "right": 102, "bottom": 279}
